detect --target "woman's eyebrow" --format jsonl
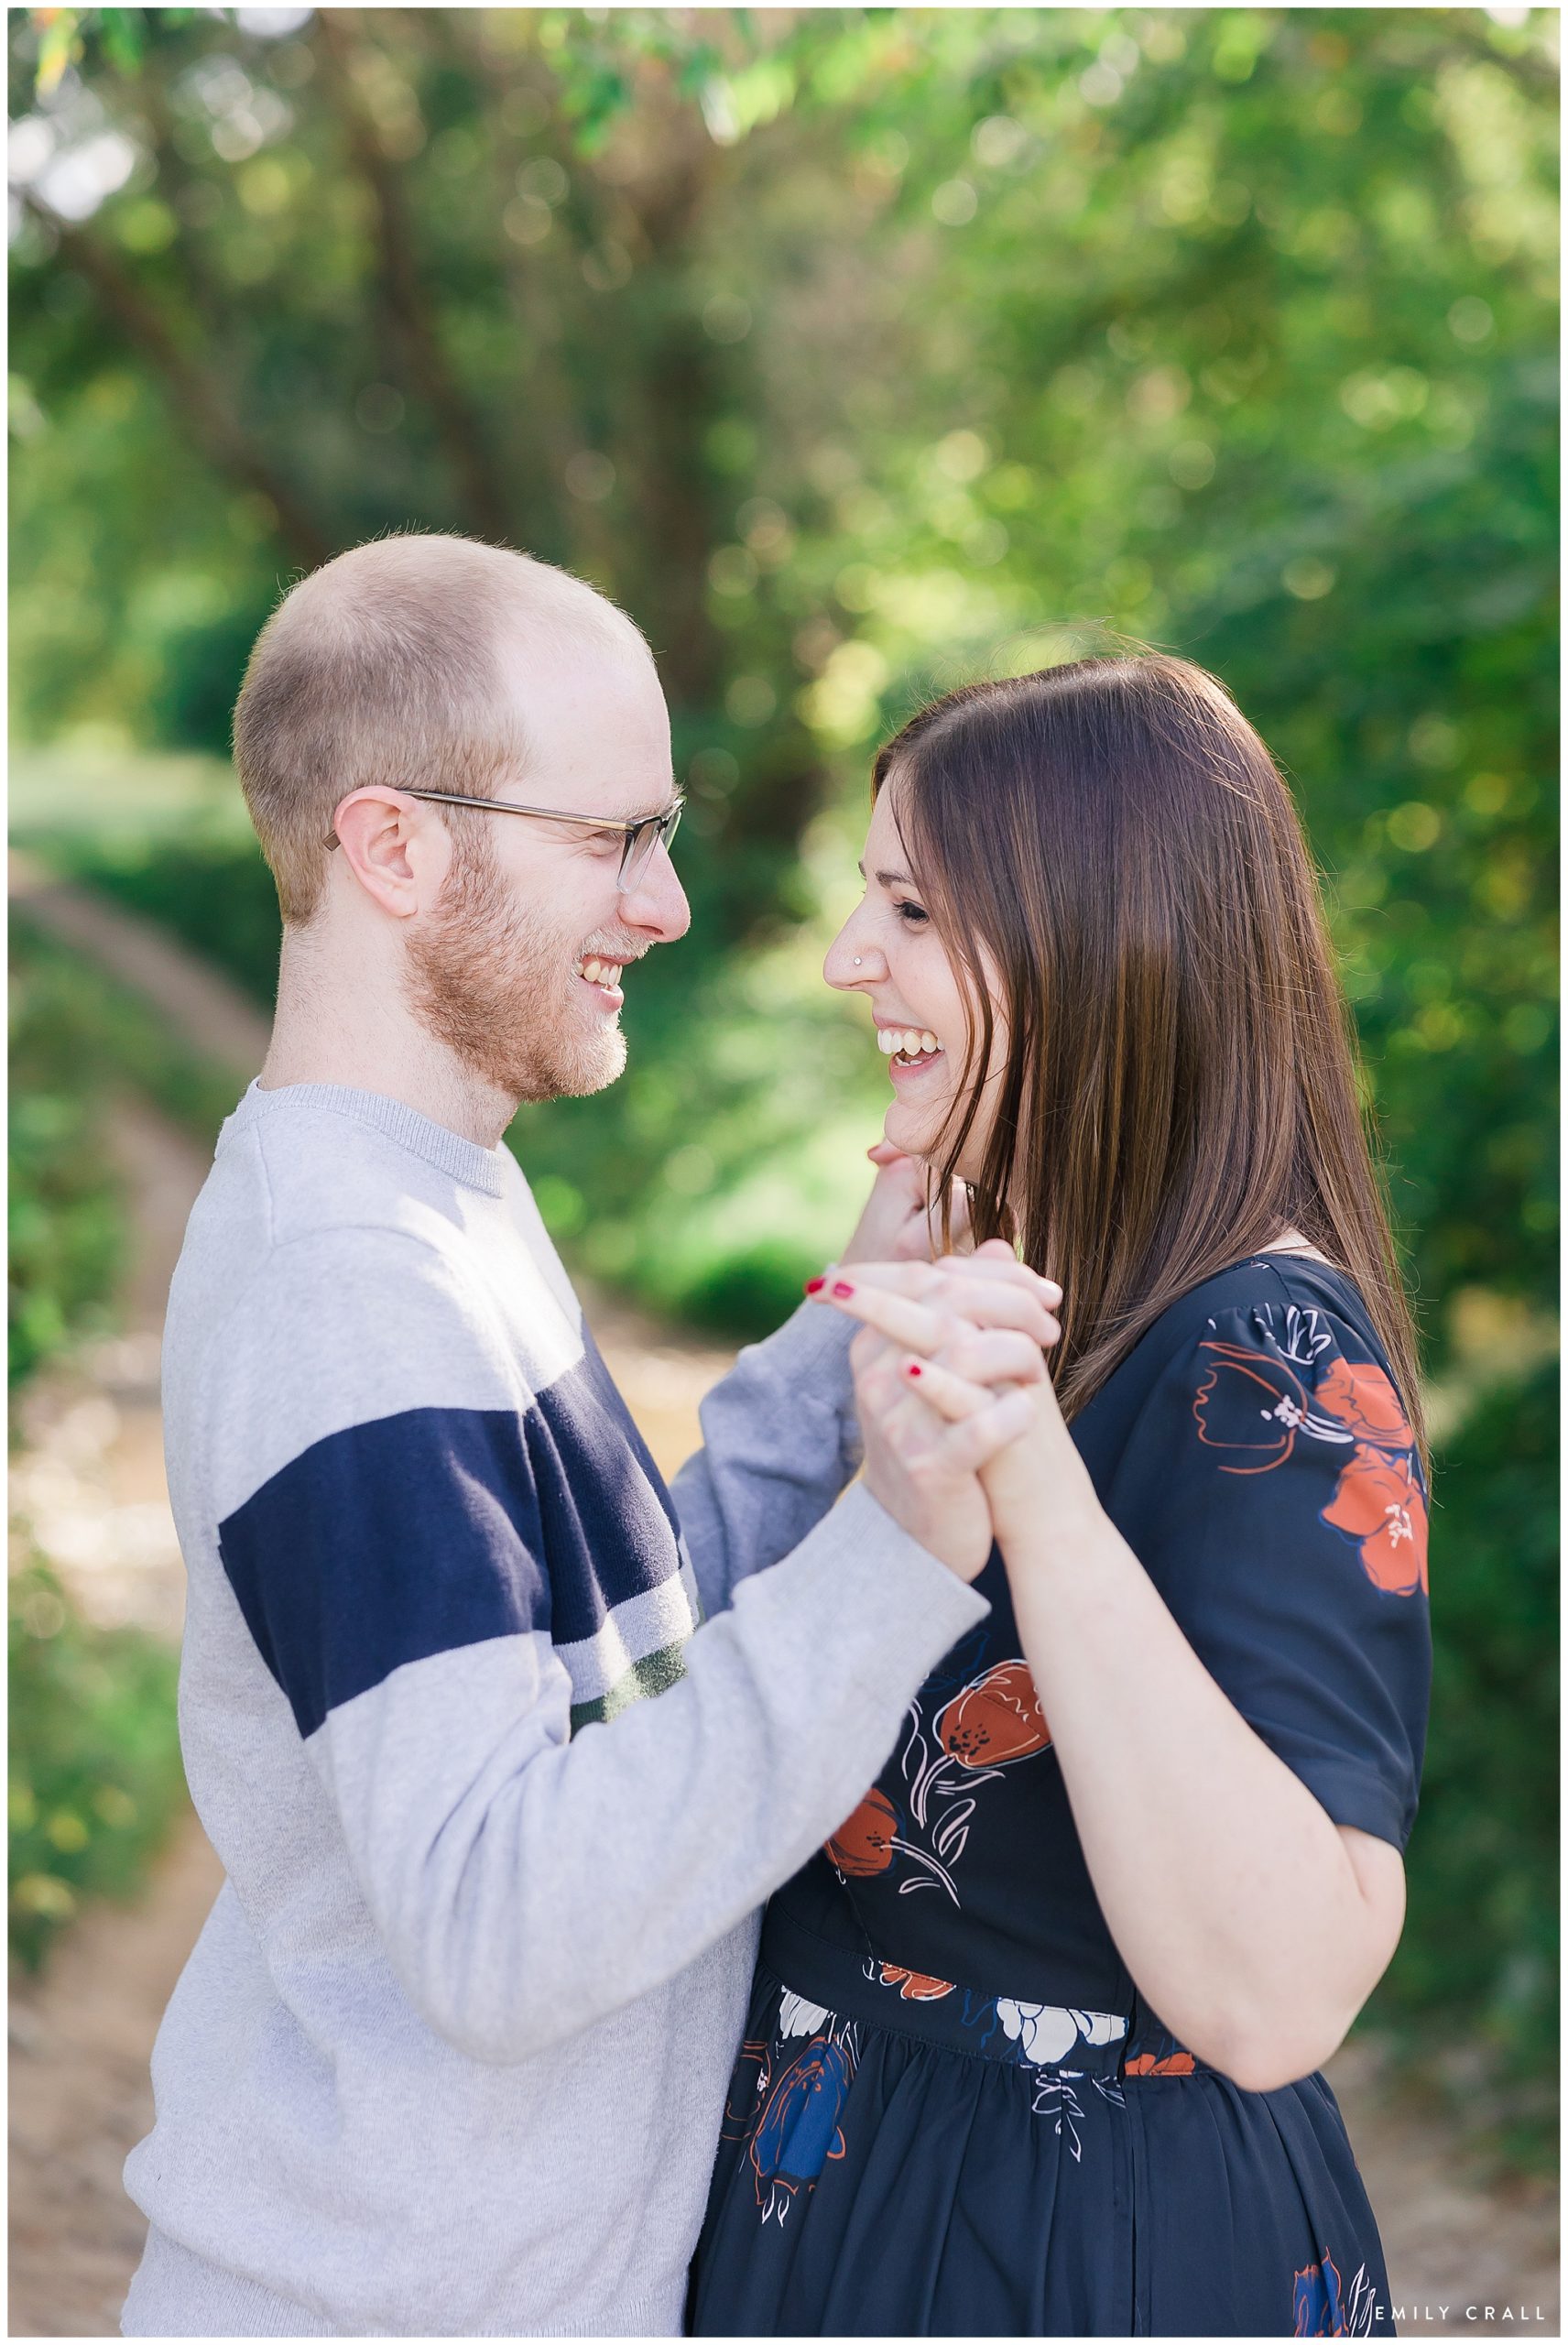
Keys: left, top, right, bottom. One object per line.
{"left": 855, "top": 859, "right": 913, "bottom": 887}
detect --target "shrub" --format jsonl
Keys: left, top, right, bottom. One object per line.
{"left": 8, "top": 1559, "right": 187, "bottom": 1970}
{"left": 8, "top": 932, "right": 127, "bottom": 1388}
{"left": 1367, "top": 1358, "right": 1560, "bottom": 2169}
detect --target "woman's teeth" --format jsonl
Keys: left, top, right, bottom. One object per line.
{"left": 878, "top": 1027, "right": 942, "bottom": 1062}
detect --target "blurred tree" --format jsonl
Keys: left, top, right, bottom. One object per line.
{"left": 8, "top": 3, "right": 1557, "bottom": 1343}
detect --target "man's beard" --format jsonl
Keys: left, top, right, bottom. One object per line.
{"left": 403, "top": 834, "right": 627, "bottom": 1104}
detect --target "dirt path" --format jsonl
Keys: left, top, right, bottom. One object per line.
{"left": 7, "top": 869, "right": 1558, "bottom": 2339}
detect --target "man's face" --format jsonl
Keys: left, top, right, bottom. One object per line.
{"left": 404, "top": 626, "right": 690, "bottom": 1104}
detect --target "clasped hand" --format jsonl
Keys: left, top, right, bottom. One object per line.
{"left": 808, "top": 1237, "right": 1097, "bottom": 1580}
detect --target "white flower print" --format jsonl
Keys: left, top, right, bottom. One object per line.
{"left": 778, "top": 1990, "right": 832, "bottom": 2039}
{"left": 998, "top": 2000, "right": 1078, "bottom": 2063}
{"left": 988, "top": 1988, "right": 1125, "bottom": 2063}
{"left": 1073, "top": 2008, "right": 1129, "bottom": 2048}
{"left": 995, "top": 1998, "right": 1129, "bottom": 2065}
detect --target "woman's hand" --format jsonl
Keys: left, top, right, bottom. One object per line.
{"left": 905, "top": 1362, "right": 1103, "bottom": 1552}
{"left": 808, "top": 1241, "right": 1100, "bottom": 1552}
{"left": 807, "top": 1240, "right": 1067, "bottom": 1578}
{"left": 843, "top": 1328, "right": 1039, "bottom": 1581}
{"left": 839, "top": 1142, "right": 973, "bottom": 1266}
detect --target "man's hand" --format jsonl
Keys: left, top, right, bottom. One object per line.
{"left": 839, "top": 1142, "right": 974, "bottom": 1266}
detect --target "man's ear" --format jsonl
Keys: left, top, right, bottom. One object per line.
{"left": 331, "top": 789, "right": 451, "bottom": 920}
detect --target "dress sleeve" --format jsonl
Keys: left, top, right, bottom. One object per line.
{"left": 1111, "top": 1286, "right": 1432, "bottom": 1850}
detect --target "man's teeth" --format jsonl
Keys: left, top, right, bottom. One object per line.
{"left": 877, "top": 1027, "right": 942, "bottom": 1058}
{"left": 579, "top": 957, "right": 622, "bottom": 987}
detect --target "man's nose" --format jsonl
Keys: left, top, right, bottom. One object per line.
{"left": 621, "top": 844, "right": 691, "bottom": 943}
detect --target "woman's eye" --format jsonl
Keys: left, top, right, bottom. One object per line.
{"left": 895, "top": 900, "right": 930, "bottom": 927}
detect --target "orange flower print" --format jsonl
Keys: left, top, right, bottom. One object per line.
{"left": 878, "top": 1963, "right": 954, "bottom": 2001}
{"left": 1193, "top": 1341, "right": 1313, "bottom": 1472}
{"left": 936, "top": 1660, "right": 1051, "bottom": 1768}
{"left": 825, "top": 1787, "right": 898, "bottom": 1877}
{"left": 1124, "top": 2051, "right": 1197, "bottom": 2077}
{"left": 1322, "top": 1447, "right": 1429, "bottom": 1597}
{"left": 1315, "top": 1358, "right": 1413, "bottom": 1450}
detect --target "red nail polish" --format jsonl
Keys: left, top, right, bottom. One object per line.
{"left": 832, "top": 1281, "right": 855, "bottom": 1298}
{"left": 803, "top": 1276, "right": 825, "bottom": 1294}
{"left": 906, "top": 1361, "right": 923, "bottom": 1378}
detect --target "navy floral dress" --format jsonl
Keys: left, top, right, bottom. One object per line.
{"left": 690, "top": 1256, "right": 1431, "bottom": 2338}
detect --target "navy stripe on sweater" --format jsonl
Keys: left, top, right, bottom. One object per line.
{"left": 220, "top": 1385, "right": 684, "bottom": 1739}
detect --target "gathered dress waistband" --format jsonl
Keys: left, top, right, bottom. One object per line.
{"left": 759, "top": 1903, "right": 1214, "bottom": 2083}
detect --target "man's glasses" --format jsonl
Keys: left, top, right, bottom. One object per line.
{"left": 328, "top": 789, "right": 683, "bottom": 894}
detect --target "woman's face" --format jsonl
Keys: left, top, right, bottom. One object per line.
{"left": 824, "top": 782, "right": 1009, "bottom": 1179}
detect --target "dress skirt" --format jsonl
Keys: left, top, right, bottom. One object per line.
{"left": 689, "top": 1907, "right": 1395, "bottom": 2338}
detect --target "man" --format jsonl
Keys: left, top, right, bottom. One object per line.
{"left": 121, "top": 535, "right": 1047, "bottom": 2336}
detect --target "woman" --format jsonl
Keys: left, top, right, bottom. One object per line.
{"left": 690, "top": 653, "right": 1431, "bottom": 2338}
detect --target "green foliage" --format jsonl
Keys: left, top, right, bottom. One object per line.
{"left": 9, "top": 1557, "right": 187, "bottom": 1970}
{"left": 1367, "top": 1358, "right": 1559, "bottom": 2166}
{"left": 9, "top": 912, "right": 246, "bottom": 1162}
{"left": 8, "top": 925, "right": 127, "bottom": 1387}
{"left": 47, "top": 830, "right": 285, "bottom": 1009}
{"left": 7, "top": 5, "right": 1557, "bottom": 1358}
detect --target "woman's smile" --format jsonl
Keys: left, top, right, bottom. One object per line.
{"left": 875, "top": 1017, "right": 945, "bottom": 1081}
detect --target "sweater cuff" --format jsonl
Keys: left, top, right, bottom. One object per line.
{"left": 785, "top": 1479, "right": 990, "bottom": 1689}
{"left": 744, "top": 1296, "right": 858, "bottom": 1398}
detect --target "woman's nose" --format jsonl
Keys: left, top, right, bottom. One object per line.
{"left": 824, "top": 914, "right": 880, "bottom": 991}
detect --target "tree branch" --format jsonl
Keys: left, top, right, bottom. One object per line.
{"left": 313, "top": 10, "right": 515, "bottom": 543}
{"left": 20, "top": 191, "right": 332, "bottom": 572}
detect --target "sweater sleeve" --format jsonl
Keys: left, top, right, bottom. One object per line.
{"left": 669, "top": 1300, "right": 865, "bottom": 1618}
{"left": 204, "top": 1232, "right": 986, "bottom": 2067}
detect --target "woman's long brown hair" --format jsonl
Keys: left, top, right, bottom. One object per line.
{"left": 876, "top": 652, "right": 1426, "bottom": 1463}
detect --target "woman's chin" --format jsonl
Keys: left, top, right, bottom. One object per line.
{"left": 883, "top": 1099, "right": 942, "bottom": 1161}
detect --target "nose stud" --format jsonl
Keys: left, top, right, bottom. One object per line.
{"left": 853, "top": 957, "right": 863, "bottom": 966}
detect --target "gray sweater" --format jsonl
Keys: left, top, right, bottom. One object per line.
{"left": 121, "top": 1084, "right": 987, "bottom": 2338}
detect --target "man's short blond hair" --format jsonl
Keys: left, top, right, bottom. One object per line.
{"left": 234, "top": 534, "right": 648, "bottom": 925}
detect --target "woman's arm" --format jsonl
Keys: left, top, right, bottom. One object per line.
{"left": 988, "top": 1434, "right": 1406, "bottom": 2089}
{"left": 816, "top": 1260, "right": 1411, "bottom": 2093}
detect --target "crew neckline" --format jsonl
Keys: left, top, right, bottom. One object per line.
{"left": 230, "top": 1081, "right": 511, "bottom": 1197}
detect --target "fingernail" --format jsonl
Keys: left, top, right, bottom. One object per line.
{"left": 803, "top": 1276, "right": 825, "bottom": 1294}
{"left": 906, "top": 1361, "right": 923, "bottom": 1378}
{"left": 832, "top": 1281, "right": 855, "bottom": 1298}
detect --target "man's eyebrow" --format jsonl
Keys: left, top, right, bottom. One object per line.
{"left": 605, "top": 786, "right": 683, "bottom": 825}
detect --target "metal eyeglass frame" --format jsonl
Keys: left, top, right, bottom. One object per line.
{"left": 325, "top": 787, "right": 683, "bottom": 892}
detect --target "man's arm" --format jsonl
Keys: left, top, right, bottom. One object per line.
{"left": 203, "top": 1231, "right": 987, "bottom": 2067}
{"left": 669, "top": 1300, "right": 864, "bottom": 1619}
